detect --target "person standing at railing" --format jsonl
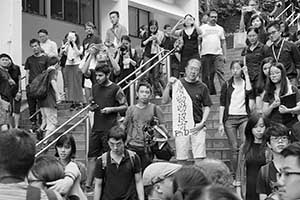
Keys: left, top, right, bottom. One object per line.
{"left": 141, "top": 19, "right": 165, "bottom": 98}
{"left": 85, "top": 63, "right": 127, "bottom": 193}
{"left": 0, "top": 54, "right": 21, "bottom": 128}
{"left": 161, "top": 24, "right": 181, "bottom": 78}
{"left": 61, "top": 31, "right": 84, "bottom": 111}
{"left": 25, "top": 39, "right": 49, "bottom": 131}
{"left": 171, "top": 14, "right": 201, "bottom": 77}
{"left": 200, "top": 10, "right": 226, "bottom": 95}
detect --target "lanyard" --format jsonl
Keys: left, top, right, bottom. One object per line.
{"left": 272, "top": 40, "right": 284, "bottom": 62}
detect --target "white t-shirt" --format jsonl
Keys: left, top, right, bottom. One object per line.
{"left": 200, "top": 24, "right": 225, "bottom": 56}
{"left": 228, "top": 80, "right": 247, "bottom": 115}
{"left": 41, "top": 39, "right": 58, "bottom": 58}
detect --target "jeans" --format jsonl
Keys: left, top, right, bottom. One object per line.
{"left": 201, "top": 54, "right": 226, "bottom": 95}
{"left": 224, "top": 115, "right": 248, "bottom": 176}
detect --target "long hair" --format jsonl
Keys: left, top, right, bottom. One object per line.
{"left": 55, "top": 134, "right": 77, "bottom": 160}
{"left": 250, "top": 14, "right": 266, "bottom": 31}
{"left": 265, "top": 62, "right": 288, "bottom": 100}
{"left": 256, "top": 57, "right": 274, "bottom": 95}
{"left": 243, "top": 113, "right": 270, "bottom": 156}
{"left": 148, "top": 20, "right": 159, "bottom": 35}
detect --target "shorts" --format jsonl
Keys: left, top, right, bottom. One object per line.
{"left": 88, "top": 130, "right": 109, "bottom": 158}
{"left": 175, "top": 127, "right": 206, "bottom": 160}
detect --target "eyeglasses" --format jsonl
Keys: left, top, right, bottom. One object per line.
{"left": 270, "top": 136, "right": 289, "bottom": 142}
{"left": 277, "top": 170, "right": 300, "bottom": 179}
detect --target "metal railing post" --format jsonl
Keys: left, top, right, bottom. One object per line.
{"left": 166, "top": 53, "right": 171, "bottom": 82}
{"left": 85, "top": 116, "right": 90, "bottom": 167}
{"left": 129, "top": 81, "right": 135, "bottom": 106}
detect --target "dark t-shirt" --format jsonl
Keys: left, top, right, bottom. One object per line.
{"left": 94, "top": 150, "right": 141, "bottom": 200}
{"left": 0, "top": 68, "right": 13, "bottom": 102}
{"left": 263, "top": 86, "right": 300, "bottom": 127}
{"left": 8, "top": 64, "right": 21, "bottom": 97}
{"left": 39, "top": 69, "right": 57, "bottom": 108}
{"left": 82, "top": 34, "right": 102, "bottom": 55}
{"left": 180, "top": 78, "right": 212, "bottom": 123}
{"left": 25, "top": 55, "right": 49, "bottom": 84}
{"left": 92, "top": 82, "right": 127, "bottom": 131}
{"left": 256, "top": 161, "right": 279, "bottom": 196}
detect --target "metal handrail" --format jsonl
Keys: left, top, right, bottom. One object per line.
{"left": 289, "top": 13, "right": 300, "bottom": 26}
{"left": 276, "top": 3, "right": 293, "bottom": 20}
{"left": 286, "top": 11, "right": 296, "bottom": 23}
{"left": 121, "top": 47, "right": 176, "bottom": 91}
{"left": 117, "top": 49, "right": 166, "bottom": 86}
{"left": 36, "top": 104, "right": 91, "bottom": 147}
{"left": 36, "top": 115, "right": 88, "bottom": 157}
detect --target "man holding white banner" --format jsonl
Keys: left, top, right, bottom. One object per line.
{"left": 162, "top": 59, "right": 212, "bottom": 165}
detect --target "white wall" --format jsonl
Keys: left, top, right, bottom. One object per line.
{"left": 22, "top": 13, "right": 87, "bottom": 63}
{"left": 100, "top": 0, "right": 129, "bottom": 42}
{"left": 0, "top": 0, "right": 22, "bottom": 66}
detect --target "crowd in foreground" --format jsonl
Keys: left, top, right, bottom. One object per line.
{"left": 0, "top": 124, "right": 300, "bottom": 200}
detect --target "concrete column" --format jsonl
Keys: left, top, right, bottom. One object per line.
{"left": 0, "top": 0, "right": 22, "bottom": 66}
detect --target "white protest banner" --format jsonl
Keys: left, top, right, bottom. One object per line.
{"left": 172, "top": 80, "right": 195, "bottom": 137}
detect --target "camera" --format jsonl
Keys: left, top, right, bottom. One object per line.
{"left": 119, "top": 44, "right": 129, "bottom": 53}
{"left": 142, "top": 116, "right": 160, "bottom": 145}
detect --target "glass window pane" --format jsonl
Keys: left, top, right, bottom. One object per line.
{"left": 129, "top": 6, "right": 138, "bottom": 37}
{"left": 51, "top": 0, "right": 63, "bottom": 20}
{"left": 23, "top": 0, "right": 45, "bottom": 16}
{"left": 139, "top": 10, "right": 149, "bottom": 30}
{"left": 80, "top": 0, "right": 94, "bottom": 24}
{"left": 64, "top": 0, "right": 79, "bottom": 24}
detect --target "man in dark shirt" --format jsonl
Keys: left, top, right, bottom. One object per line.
{"left": 25, "top": 39, "right": 49, "bottom": 130}
{"left": 263, "top": 21, "right": 300, "bottom": 86}
{"left": 86, "top": 63, "right": 127, "bottom": 191}
{"left": 94, "top": 125, "right": 144, "bottom": 200}
{"left": 256, "top": 123, "right": 292, "bottom": 200}
{"left": 161, "top": 24, "right": 180, "bottom": 78}
{"left": 82, "top": 21, "right": 102, "bottom": 55}
{"left": 162, "top": 58, "right": 212, "bottom": 165}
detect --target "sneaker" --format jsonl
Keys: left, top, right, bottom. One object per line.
{"left": 31, "top": 122, "right": 38, "bottom": 132}
{"left": 36, "top": 128, "right": 45, "bottom": 141}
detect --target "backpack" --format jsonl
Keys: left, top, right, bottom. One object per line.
{"left": 26, "top": 185, "right": 58, "bottom": 200}
{"left": 28, "top": 69, "right": 54, "bottom": 100}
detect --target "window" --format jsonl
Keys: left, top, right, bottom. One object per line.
{"left": 129, "top": 6, "right": 150, "bottom": 37}
{"left": 22, "top": 0, "right": 46, "bottom": 16}
{"left": 51, "top": 0, "right": 94, "bottom": 24}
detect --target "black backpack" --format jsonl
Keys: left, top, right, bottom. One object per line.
{"left": 28, "top": 69, "right": 54, "bottom": 100}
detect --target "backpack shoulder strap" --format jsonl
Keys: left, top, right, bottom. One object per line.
{"left": 127, "top": 149, "right": 136, "bottom": 168}
{"left": 26, "top": 185, "right": 41, "bottom": 200}
{"left": 44, "top": 189, "right": 58, "bottom": 200}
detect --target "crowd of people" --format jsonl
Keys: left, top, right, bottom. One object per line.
{"left": 2, "top": 0, "right": 300, "bottom": 200}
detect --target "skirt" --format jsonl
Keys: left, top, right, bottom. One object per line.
{"left": 64, "top": 65, "right": 84, "bottom": 102}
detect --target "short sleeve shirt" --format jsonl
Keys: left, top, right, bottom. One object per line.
{"left": 200, "top": 24, "right": 225, "bottom": 56}
{"left": 180, "top": 78, "right": 212, "bottom": 123}
{"left": 94, "top": 150, "right": 141, "bottom": 200}
{"left": 25, "top": 55, "right": 49, "bottom": 84}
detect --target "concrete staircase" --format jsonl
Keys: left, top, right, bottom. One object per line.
{"left": 19, "top": 103, "right": 89, "bottom": 164}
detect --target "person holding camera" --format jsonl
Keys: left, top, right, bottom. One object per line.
{"left": 61, "top": 31, "right": 84, "bottom": 110}
{"left": 115, "top": 35, "right": 138, "bottom": 102}
{"left": 122, "top": 81, "right": 166, "bottom": 170}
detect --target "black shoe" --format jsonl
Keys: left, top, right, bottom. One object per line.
{"left": 36, "top": 129, "right": 45, "bottom": 141}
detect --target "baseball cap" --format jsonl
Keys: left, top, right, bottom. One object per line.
{"left": 143, "top": 162, "right": 182, "bottom": 186}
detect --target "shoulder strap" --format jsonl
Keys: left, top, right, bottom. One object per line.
{"left": 27, "top": 185, "right": 41, "bottom": 200}
{"left": 101, "top": 152, "right": 108, "bottom": 170}
{"left": 44, "top": 189, "right": 58, "bottom": 200}
{"left": 127, "top": 149, "right": 136, "bottom": 168}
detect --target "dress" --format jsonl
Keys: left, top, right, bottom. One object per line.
{"left": 245, "top": 143, "right": 266, "bottom": 200}
{"left": 180, "top": 29, "right": 200, "bottom": 72}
